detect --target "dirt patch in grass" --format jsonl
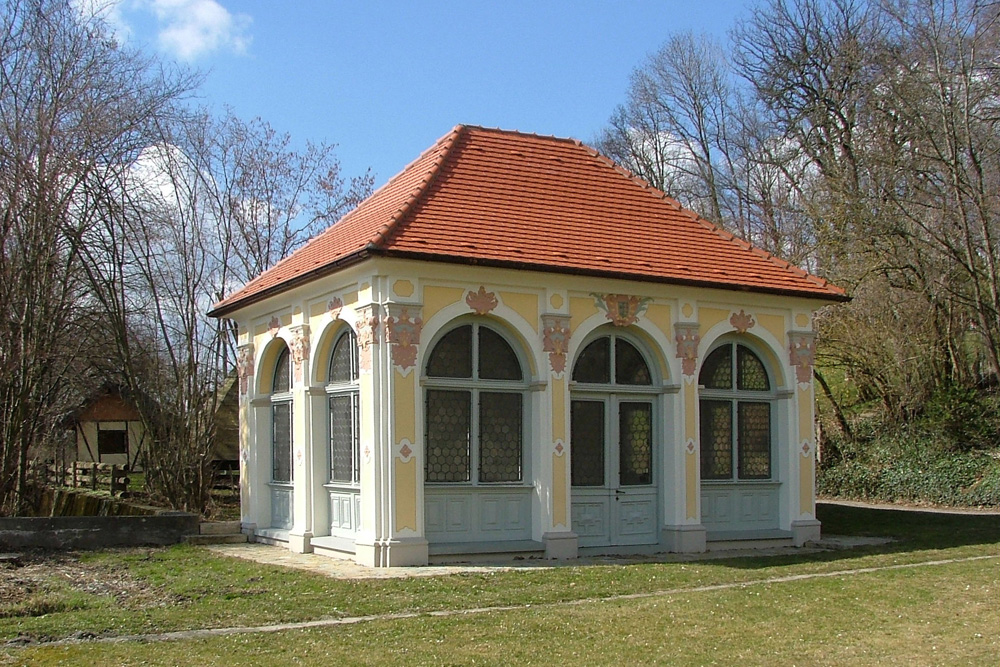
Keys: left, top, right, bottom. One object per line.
{"left": 0, "top": 549, "right": 179, "bottom": 617}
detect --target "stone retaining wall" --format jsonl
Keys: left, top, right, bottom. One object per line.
{"left": 0, "top": 513, "right": 199, "bottom": 549}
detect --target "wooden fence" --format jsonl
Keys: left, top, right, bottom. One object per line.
{"left": 30, "top": 461, "right": 132, "bottom": 495}
{"left": 30, "top": 460, "right": 240, "bottom": 495}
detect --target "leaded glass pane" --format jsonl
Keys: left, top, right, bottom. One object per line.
{"left": 329, "top": 394, "right": 358, "bottom": 483}
{"left": 329, "top": 331, "right": 357, "bottom": 383}
{"left": 700, "top": 399, "right": 732, "bottom": 480}
{"left": 737, "top": 345, "right": 770, "bottom": 391}
{"left": 479, "top": 327, "right": 522, "bottom": 381}
{"left": 738, "top": 401, "right": 771, "bottom": 479}
{"left": 615, "top": 338, "right": 652, "bottom": 385}
{"left": 573, "top": 337, "right": 610, "bottom": 384}
{"left": 478, "top": 392, "right": 522, "bottom": 482}
{"left": 425, "top": 389, "right": 471, "bottom": 482}
{"left": 571, "top": 400, "right": 605, "bottom": 486}
{"left": 700, "top": 345, "right": 732, "bottom": 390}
{"left": 426, "top": 326, "right": 472, "bottom": 378}
{"left": 272, "top": 346, "right": 291, "bottom": 393}
{"left": 272, "top": 402, "right": 292, "bottom": 482}
{"left": 619, "top": 402, "right": 652, "bottom": 485}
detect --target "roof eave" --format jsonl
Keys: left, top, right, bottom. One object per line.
{"left": 370, "top": 248, "right": 850, "bottom": 303}
{"left": 208, "top": 248, "right": 372, "bottom": 319}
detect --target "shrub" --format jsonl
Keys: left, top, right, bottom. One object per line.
{"left": 818, "top": 423, "right": 1000, "bottom": 507}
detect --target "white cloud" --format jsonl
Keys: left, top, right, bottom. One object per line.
{"left": 149, "top": 0, "right": 252, "bottom": 61}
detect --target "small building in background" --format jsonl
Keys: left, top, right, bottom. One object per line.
{"left": 67, "top": 386, "right": 146, "bottom": 468}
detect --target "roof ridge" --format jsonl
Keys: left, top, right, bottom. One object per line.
{"left": 365, "top": 125, "right": 465, "bottom": 249}
{"left": 585, "top": 145, "right": 844, "bottom": 296}
{"left": 460, "top": 124, "right": 582, "bottom": 146}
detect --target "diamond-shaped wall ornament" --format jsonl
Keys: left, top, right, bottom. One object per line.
{"left": 554, "top": 440, "right": 565, "bottom": 456}
{"left": 801, "top": 441, "right": 813, "bottom": 457}
{"left": 466, "top": 286, "right": 498, "bottom": 315}
{"left": 685, "top": 438, "right": 696, "bottom": 455}
{"left": 730, "top": 309, "right": 756, "bottom": 334}
{"left": 399, "top": 440, "right": 413, "bottom": 460}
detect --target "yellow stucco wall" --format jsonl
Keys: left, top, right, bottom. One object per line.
{"left": 393, "top": 368, "right": 418, "bottom": 533}
{"left": 423, "top": 286, "right": 464, "bottom": 323}
{"left": 498, "top": 291, "right": 538, "bottom": 332}
{"left": 395, "top": 458, "right": 417, "bottom": 532}
{"left": 569, "top": 296, "right": 598, "bottom": 334}
{"left": 553, "top": 451, "right": 568, "bottom": 528}
{"left": 684, "top": 381, "right": 698, "bottom": 520}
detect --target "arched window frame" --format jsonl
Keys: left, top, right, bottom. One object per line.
{"left": 569, "top": 331, "right": 658, "bottom": 488}
{"left": 569, "top": 331, "right": 657, "bottom": 391}
{"left": 326, "top": 328, "right": 360, "bottom": 485}
{"left": 423, "top": 320, "right": 530, "bottom": 486}
{"left": 698, "top": 338, "right": 776, "bottom": 483}
{"left": 270, "top": 344, "right": 293, "bottom": 484}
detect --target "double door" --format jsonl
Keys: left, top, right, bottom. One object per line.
{"left": 570, "top": 396, "right": 657, "bottom": 547}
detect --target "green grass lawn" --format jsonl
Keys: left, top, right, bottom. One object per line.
{"left": 2, "top": 503, "right": 998, "bottom": 665}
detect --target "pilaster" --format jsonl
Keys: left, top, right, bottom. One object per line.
{"left": 236, "top": 341, "right": 256, "bottom": 535}
{"left": 540, "top": 313, "right": 577, "bottom": 559}
{"left": 674, "top": 320, "right": 703, "bottom": 533}
{"left": 288, "top": 324, "right": 314, "bottom": 552}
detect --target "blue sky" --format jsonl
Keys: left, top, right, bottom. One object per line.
{"left": 104, "top": 1, "right": 751, "bottom": 189}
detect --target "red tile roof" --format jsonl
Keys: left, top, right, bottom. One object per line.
{"left": 210, "top": 125, "right": 846, "bottom": 316}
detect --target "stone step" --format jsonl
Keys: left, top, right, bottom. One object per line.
{"left": 199, "top": 520, "right": 242, "bottom": 536}
{"left": 185, "top": 533, "right": 248, "bottom": 546}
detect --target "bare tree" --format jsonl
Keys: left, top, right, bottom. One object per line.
{"left": 78, "top": 111, "right": 373, "bottom": 513}
{"left": 0, "top": 0, "right": 194, "bottom": 514}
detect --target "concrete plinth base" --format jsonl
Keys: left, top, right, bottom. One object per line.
{"left": 355, "top": 536, "right": 429, "bottom": 567}
{"left": 791, "top": 519, "right": 821, "bottom": 546}
{"left": 543, "top": 531, "right": 578, "bottom": 559}
{"left": 287, "top": 531, "right": 314, "bottom": 553}
{"left": 661, "top": 524, "right": 707, "bottom": 553}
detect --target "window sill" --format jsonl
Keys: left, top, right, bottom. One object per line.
{"left": 425, "top": 483, "right": 533, "bottom": 490}
{"left": 323, "top": 483, "right": 360, "bottom": 492}
{"left": 702, "top": 480, "right": 780, "bottom": 487}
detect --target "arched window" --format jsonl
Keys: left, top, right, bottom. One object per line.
{"left": 424, "top": 323, "right": 526, "bottom": 484}
{"left": 571, "top": 334, "right": 654, "bottom": 488}
{"left": 327, "top": 329, "right": 359, "bottom": 484}
{"left": 699, "top": 341, "right": 772, "bottom": 481}
{"left": 271, "top": 345, "right": 293, "bottom": 484}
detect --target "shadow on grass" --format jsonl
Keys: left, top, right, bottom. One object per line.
{"left": 712, "top": 501, "right": 1000, "bottom": 571}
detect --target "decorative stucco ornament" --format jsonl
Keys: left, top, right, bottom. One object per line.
{"left": 466, "top": 286, "right": 498, "bottom": 315}
{"left": 290, "top": 326, "right": 310, "bottom": 384}
{"left": 236, "top": 344, "right": 255, "bottom": 396}
{"left": 384, "top": 308, "right": 424, "bottom": 371}
{"left": 357, "top": 306, "right": 381, "bottom": 373}
{"left": 592, "top": 293, "right": 652, "bottom": 327}
{"left": 674, "top": 323, "right": 701, "bottom": 377}
{"left": 327, "top": 297, "right": 344, "bottom": 320}
{"left": 730, "top": 309, "right": 756, "bottom": 333}
{"left": 268, "top": 316, "right": 281, "bottom": 338}
{"left": 542, "top": 315, "right": 571, "bottom": 374}
{"left": 789, "top": 332, "right": 817, "bottom": 385}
